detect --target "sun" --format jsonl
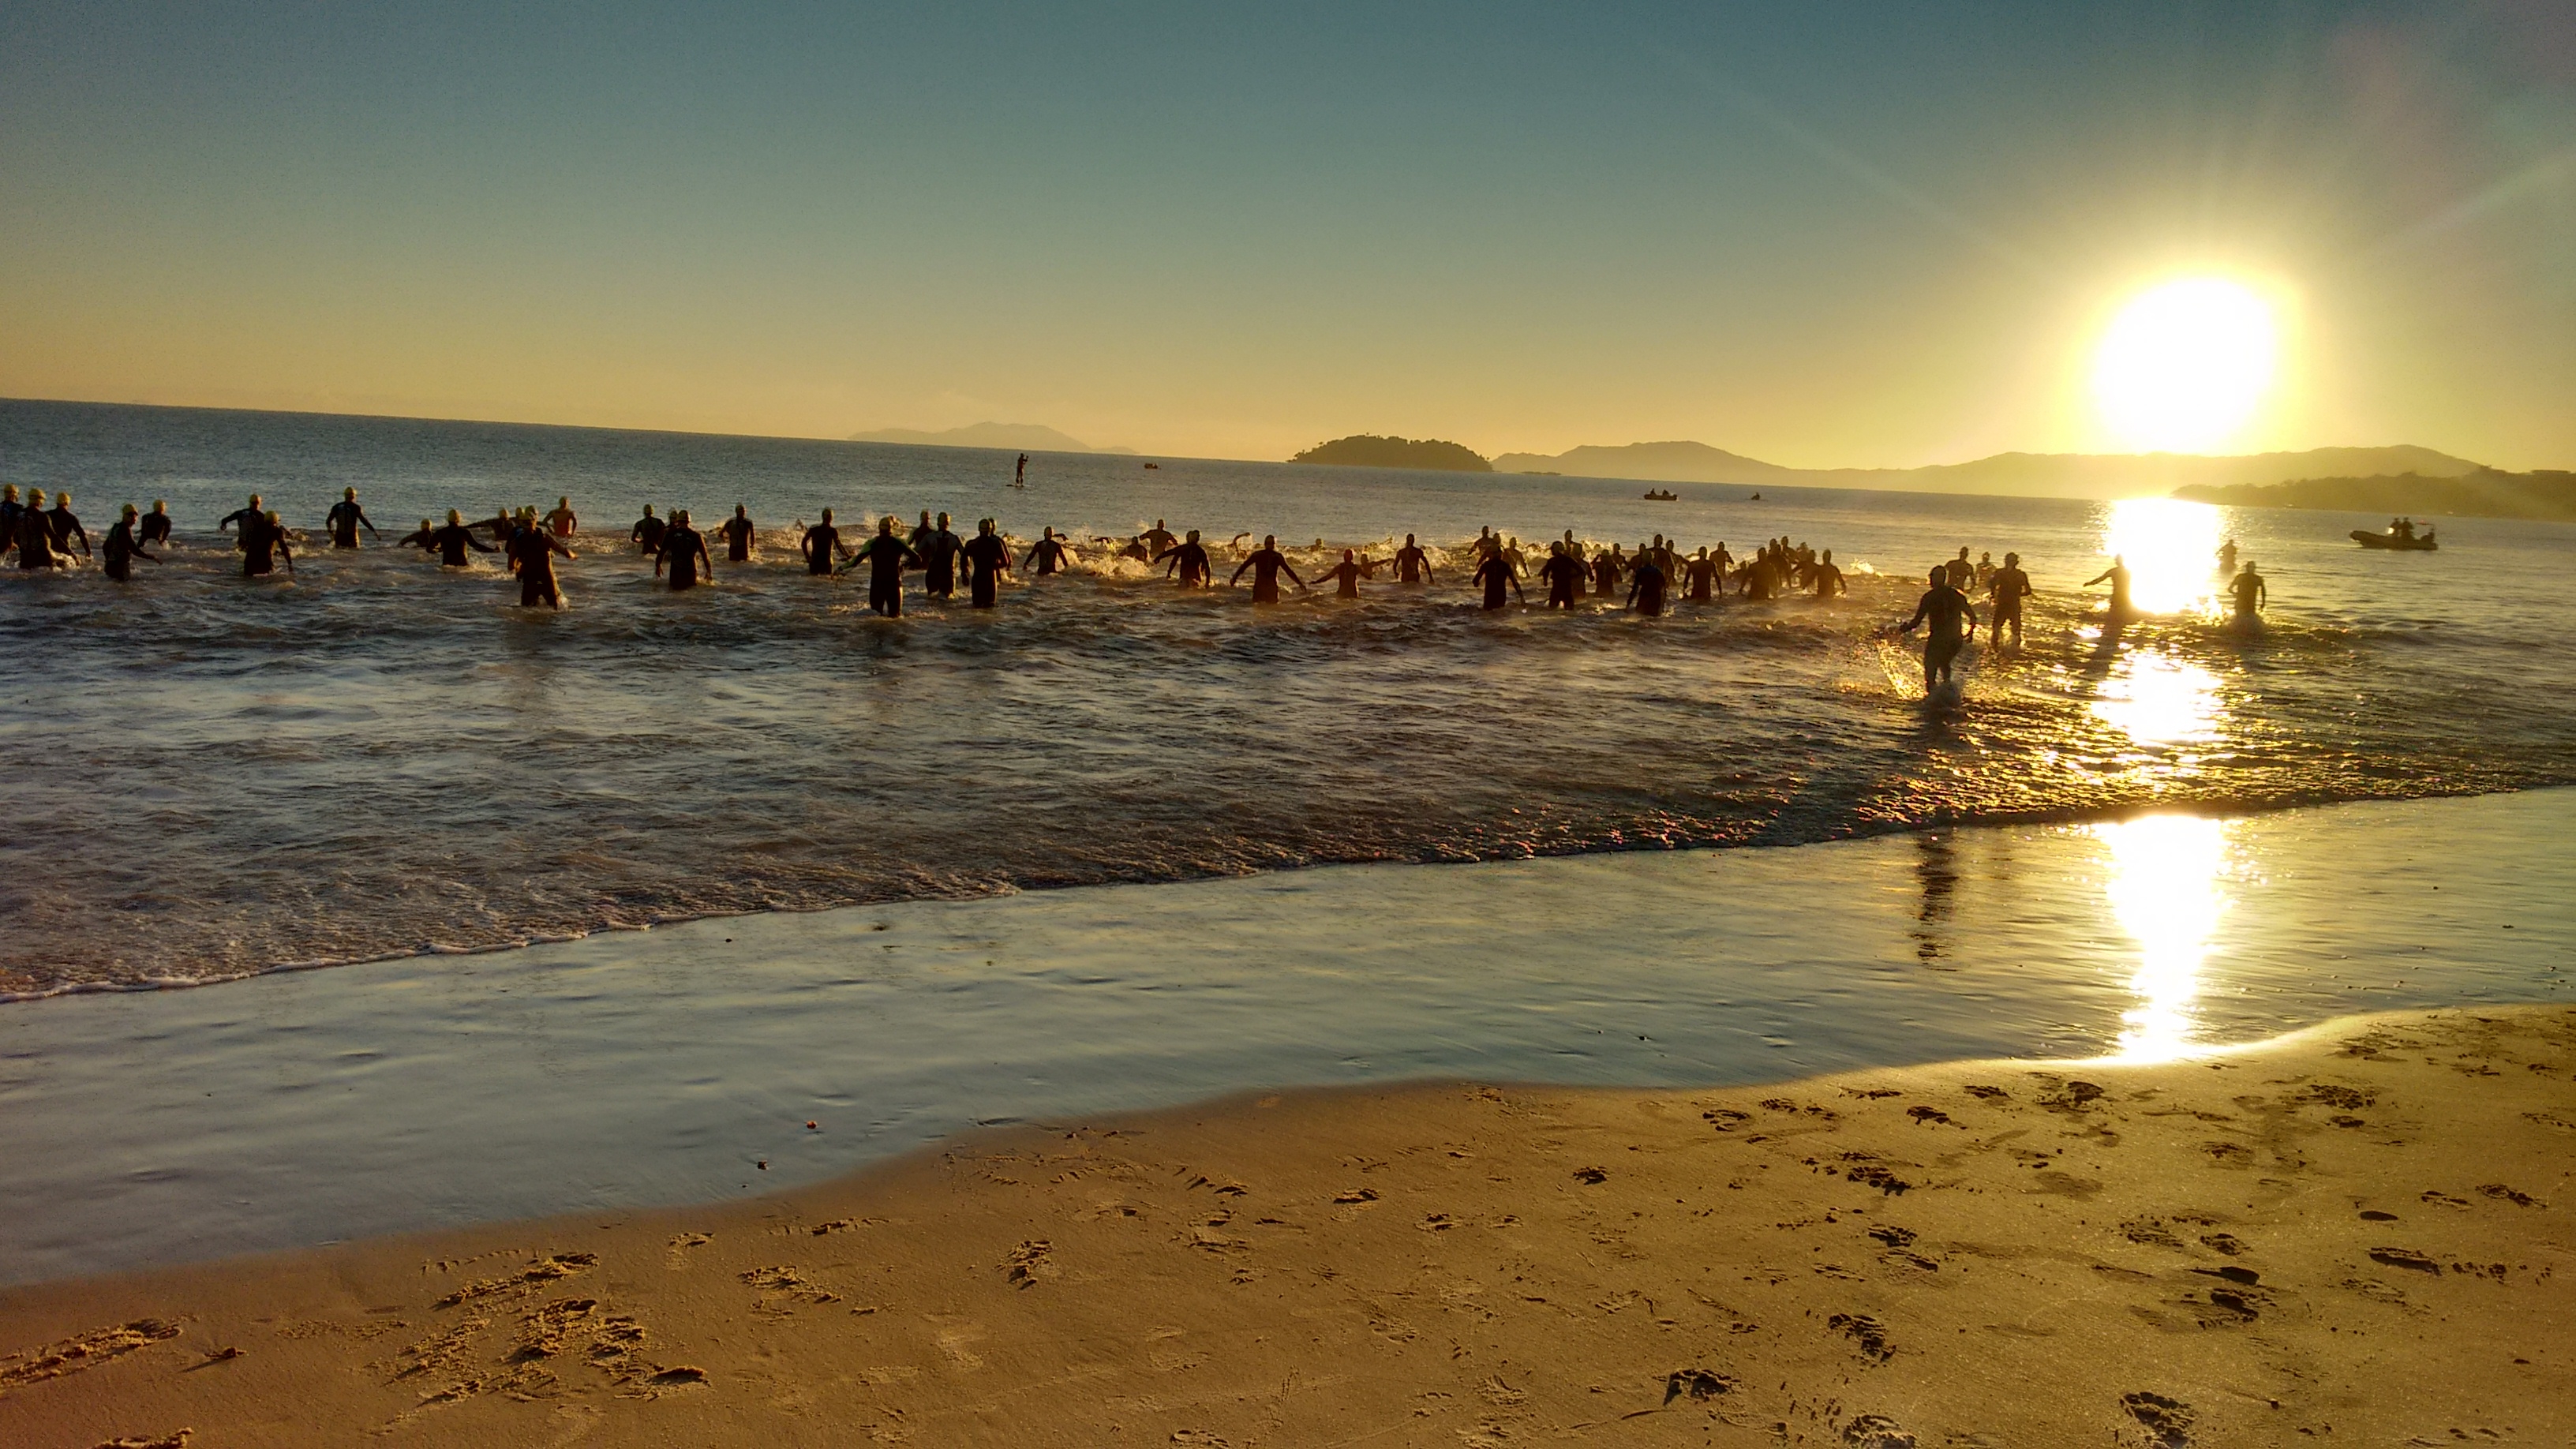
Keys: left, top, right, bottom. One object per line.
{"left": 2091, "top": 277, "right": 2278, "bottom": 453}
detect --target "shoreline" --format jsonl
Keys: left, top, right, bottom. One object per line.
{"left": 5, "top": 1004, "right": 2569, "bottom": 1446}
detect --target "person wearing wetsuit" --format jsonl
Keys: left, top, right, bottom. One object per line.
{"left": 1316, "top": 549, "right": 1372, "bottom": 599}
{"left": 801, "top": 510, "right": 846, "bottom": 576}
{"left": 545, "top": 497, "right": 578, "bottom": 539}
{"left": 917, "top": 512, "right": 963, "bottom": 597}
{"left": 242, "top": 511, "right": 294, "bottom": 577}
{"left": 2218, "top": 538, "right": 2239, "bottom": 573}
{"left": 325, "top": 488, "right": 380, "bottom": 548}
{"left": 1811, "top": 549, "right": 1846, "bottom": 599}
{"left": 395, "top": 519, "right": 436, "bottom": 552}
{"left": 428, "top": 509, "right": 496, "bottom": 567}
{"left": 1899, "top": 567, "right": 1978, "bottom": 691}
{"left": 1986, "top": 552, "right": 2034, "bottom": 647}
{"left": 1590, "top": 544, "right": 1623, "bottom": 597}
{"left": 1390, "top": 534, "right": 1434, "bottom": 585}
{"left": 2229, "top": 560, "right": 2266, "bottom": 625}
{"left": 1473, "top": 549, "right": 1524, "bottom": 610}
{"left": 1139, "top": 520, "right": 1178, "bottom": 558}
{"left": 631, "top": 505, "right": 665, "bottom": 555}
{"left": 1230, "top": 535, "right": 1306, "bottom": 603}
{"left": 1015, "top": 453, "right": 1028, "bottom": 487}
{"left": 721, "top": 504, "right": 756, "bottom": 562}
{"left": 139, "top": 500, "right": 174, "bottom": 546}
{"left": 15, "top": 490, "right": 60, "bottom": 569}
{"left": 1537, "top": 541, "right": 1584, "bottom": 609}
{"left": 45, "top": 492, "right": 91, "bottom": 560}
{"left": 1625, "top": 551, "right": 1668, "bottom": 616}
{"left": 841, "top": 516, "right": 923, "bottom": 616}
{"left": 960, "top": 518, "right": 1013, "bottom": 607}
{"left": 103, "top": 504, "right": 159, "bottom": 582}
{"left": 218, "top": 494, "right": 265, "bottom": 537}
{"left": 656, "top": 510, "right": 711, "bottom": 590}
{"left": 1156, "top": 530, "right": 1212, "bottom": 586}
{"left": 1023, "top": 527, "right": 1071, "bottom": 575}
{"left": 1683, "top": 548, "right": 1718, "bottom": 602}
{"left": 2084, "top": 556, "right": 2133, "bottom": 619}
{"left": 507, "top": 523, "right": 575, "bottom": 608}
{"left": 0, "top": 485, "right": 19, "bottom": 542}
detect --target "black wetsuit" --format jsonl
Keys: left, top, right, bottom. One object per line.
{"left": 846, "top": 534, "right": 919, "bottom": 616}
{"left": 961, "top": 532, "right": 1010, "bottom": 608}
{"left": 1902, "top": 582, "right": 1977, "bottom": 682}
{"left": 217, "top": 506, "right": 263, "bottom": 537}
{"left": 1320, "top": 560, "right": 1366, "bottom": 598}
{"left": 103, "top": 519, "right": 156, "bottom": 581}
{"left": 47, "top": 505, "right": 88, "bottom": 559}
{"left": 1155, "top": 542, "right": 1211, "bottom": 586}
{"left": 1988, "top": 567, "right": 2031, "bottom": 640}
{"left": 1472, "top": 554, "right": 1518, "bottom": 610}
{"left": 801, "top": 522, "right": 842, "bottom": 575}
{"left": 919, "top": 529, "right": 962, "bottom": 597}
{"left": 1139, "top": 528, "right": 1178, "bottom": 558}
{"left": 138, "top": 510, "right": 173, "bottom": 546}
{"left": 1393, "top": 545, "right": 1431, "bottom": 584}
{"left": 1024, "top": 536, "right": 1069, "bottom": 575}
{"left": 658, "top": 524, "right": 710, "bottom": 590}
{"left": 326, "top": 500, "right": 376, "bottom": 548}
{"left": 241, "top": 516, "right": 288, "bottom": 577}
{"left": 1627, "top": 560, "right": 1668, "bottom": 616}
{"left": 1812, "top": 563, "right": 1844, "bottom": 598}
{"left": 0, "top": 499, "right": 18, "bottom": 544}
{"left": 1590, "top": 550, "right": 1621, "bottom": 595}
{"left": 721, "top": 515, "right": 754, "bottom": 563}
{"left": 1540, "top": 552, "right": 1582, "bottom": 608}
{"left": 14, "top": 509, "right": 58, "bottom": 569}
{"left": 631, "top": 514, "right": 666, "bottom": 553}
{"left": 429, "top": 523, "right": 494, "bottom": 567}
{"left": 507, "top": 527, "right": 571, "bottom": 607}
{"left": 1235, "top": 549, "right": 1296, "bottom": 603}
{"left": 1685, "top": 556, "right": 1717, "bottom": 601}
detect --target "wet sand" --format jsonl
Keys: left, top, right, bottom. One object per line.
{"left": 5, "top": 1005, "right": 2568, "bottom": 1447}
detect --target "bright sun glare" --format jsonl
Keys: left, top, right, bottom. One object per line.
{"left": 2092, "top": 278, "right": 2278, "bottom": 453}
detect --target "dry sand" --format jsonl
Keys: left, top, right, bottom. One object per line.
{"left": 4, "top": 1005, "right": 2570, "bottom": 1447}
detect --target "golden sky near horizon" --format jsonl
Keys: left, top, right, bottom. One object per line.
{"left": 3, "top": 6, "right": 2569, "bottom": 468}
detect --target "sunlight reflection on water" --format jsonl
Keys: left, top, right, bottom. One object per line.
{"left": 2091, "top": 650, "right": 2226, "bottom": 751}
{"left": 2099, "top": 497, "right": 2225, "bottom": 616}
{"left": 2095, "top": 814, "right": 2233, "bottom": 1061}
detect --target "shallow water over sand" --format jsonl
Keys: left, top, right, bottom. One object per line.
{"left": 2, "top": 789, "right": 2566, "bottom": 1286}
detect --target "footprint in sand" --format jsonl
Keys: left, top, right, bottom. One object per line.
{"left": 2121, "top": 1391, "right": 2194, "bottom": 1447}
{"left": 1839, "top": 1413, "right": 1915, "bottom": 1447}
{"left": 0, "top": 1319, "right": 182, "bottom": 1391}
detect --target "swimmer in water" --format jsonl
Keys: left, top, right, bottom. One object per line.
{"left": 1139, "top": 519, "right": 1178, "bottom": 556}
{"left": 1986, "top": 551, "right": 2034, "bottom": 648}
{"left": 138, "top": 500, "right": 173, "bottom": 547}
{"left": 1810, "top": 549, "right": 1845, "bottom": 599}
{"left": 1556, "top": 530, "right": 1585, "bottom": 596}
{"left": 720, "top": 504, "right": 756, "bottom": 562}
{"left": 13, "top": 489, "right": 58, "bottom": 569}
{"left": 242, "top": 510, "right": 294, "bottom": 578}
{"left": 1229, "top": 534, "right": 1307, "bottom": 603}
{"left": 1898, "top": 565, "right": 1978, "bottom": 691}
{"left": 428, "top": 510, "right": 494, "bottom": 567}
{"left": 2229, "top": 560, "right": 2267, "bottom": 625}
{"left": 218, "top": 493, "right": 265, "bottom": 537}
{"left": 631, "top": 505, "right": 665, "bottom": 555}
{"left": 2084, "top": 555, "right": 2133, "bottom": 620}
{"left": 1590, "top": 543, "right": 1623, "bottom": 597}
{"left": 0, "top": 485, "right": 18, "bottom": 541}
{"left": 1316, "top": 549, "right": 1372, "bottom": 599}
{"left": 1945, "top": 547, "right": 1974, "bottom": 590}
{"left": 1539, "top": 540, "right": 1584, "bottom": 609}
{"left": 1472, "top": 545, "right": 1525, "bottom": 610}
{"left": 1156, "top": 530, "right": 1212, "bottom": 586}
{"left": 103, "top": 504, "right": 159, "bottom": 582}
{"left": 396, "top": 518, "right": 436, "bottom": 552}
{"left": 656, "top": 509, "right": 711, "bottom": 590}
{"left": 325, "top": 488, "right": 380, "bottom": 549}
{"left": 545, "top": 496, "right": 578, "bottom": 538}
{"left": 1683, "top": 546, "right": 1719, "bottom": 602}
{"left": 1625, "top": 549, "right": 1668, "bottom": 616}
{"left": 46, "top": 492, "right": 91, "bottom": 560}
{"left": 840, "top": 515, "right": 923, "bottom": 616}
{"left": 919, "top": 512, "right": 963, "bottom": 598}
{"left": 801, "top": 509, "right": 847, "bottom": 575}
{"left": 1392, "top": 534, "right": 1435, "bottom": 585}
{"left": 2218, "top": 537, "right": 2238, "bottom": 573}
{"left": 960, "top": 517, "right": 1013, "bottom": 607}
{"left": 507, "top": 519, "right": 575, "bottom": 608}
{"left": 1024, "top": 526, "right": 1072, "bottom": 576}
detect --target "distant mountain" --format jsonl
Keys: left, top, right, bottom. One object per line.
{"left": 2175, "top": 468, "right": 2576, "bottom": 522}
{"left": 848, "top": 421, "right": 1135, "bottom": 454}
{"left": 1492, "top": 440, "right": 2489, "bottom": 500}
{"left": 1292, "top": 435, "right": 1492, "bottom": 472}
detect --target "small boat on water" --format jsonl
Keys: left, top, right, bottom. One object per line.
{"left": 2352, "top": 527, "right": 2437, "bottom": 551}
{"left": 1642, "top": 489, "right": 1678, "bottom": 501}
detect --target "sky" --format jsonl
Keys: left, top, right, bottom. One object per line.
{"left": 3, "top": 2, "right": 2570, "bottom": 469}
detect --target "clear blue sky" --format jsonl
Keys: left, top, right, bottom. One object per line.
{"left": 4, "top": 2, "right": 2568, "bottom": 466}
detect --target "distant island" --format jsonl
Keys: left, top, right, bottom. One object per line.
{"left": 848, "top": 421, "right": 1134, "bottom": 454}
{"left": 1292, "top": 435, "right": 1491, "bottom": 472}
{"left": 2174, "top": 468, "right": 2576, "bottom": 521}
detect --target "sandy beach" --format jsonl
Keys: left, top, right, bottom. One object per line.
{"left": 5, "top": 1003, "right": 2568, "bottom": 1447}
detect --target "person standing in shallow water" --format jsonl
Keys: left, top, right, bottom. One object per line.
{"left": 720, "top": 504, "right": 756, "bottom": 563}
{"left": 242, "top": 511, "right": 294, "bottom": 578}
{"left": 1391, "top": 534, "right": 1435, "bottom": 585}
{"left": 631, "top": 505, "right": 665, "bottom": 556}
{"left": 657, "top": 510, "right": 711, "bottom": 590}
{"left": 47, "top": 492, "right": 91, "bottom": 561}
{"left": 545, "top": 496, "right": 578, "bottom": 539}
{"left": 138, "top": 500, "right": 174, "bottom": 547}
{"left": 427, "top": 510, "right": 494, "bottom": 567}
{"left": 1230, "top": 534, "right": 1306, "bottom": 602}
{"left": 1156, "top": 530, "right": 1211, "bottom": 587}
{"left": 919, "top": 512, "right": 964, "bottom": 598}
{"left": 1899, "top": 565, "right": 1978, "bottom": 691}
{"left": 801, "top": 510, "right": 846, "bottom": 576}
{"left": 961, "top": 518, "right": 1013, "bottom": 607}
{"left": 104, "top": 504, "right": 159, "bottom": 582}
{"left": 1625, "top": 549, "right": 1668, "bottom": 616}
{"left": 326, "top": 488, "right": 380, "bottom": 549}
{"left": 1810, "top": 549, "right": 1846, "bottom": 599}
{"left": 14, "top": 490, "right": 59, "bottom": 568}
{"left": 218, "top": 493, "right": 264, "bottom": 537}
{"left": 1986, "top": 552, "right": 2034, "bottom": 648}
{"left": 841, "top": 516, "right": 922, "bottom": 616}
{"left": 1539, "top": 541, "right": 1584, "bottom": 609}
{"left": 2229, "top": 560, "right": 2267, "bottom": 626}
{"left": 1316, "top": 549, "right": 1373, "bottom": 599}
{"left": 1684, "top": 547, "right": 1719, "bottom": 602}
{"left": 507, "top": 521, "right": 575, "bottom": 608}
{"left": 1023, "top": 527, "right": 1071, "bottom": 576}
{"left": 1473, "top": 545, "right": 1524, "bottom": 610}
{"left": 2084, "top": 555, "right": 2133, "bottom": 620}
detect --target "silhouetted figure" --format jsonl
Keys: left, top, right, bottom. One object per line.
{"left": 507, "top": 523, "right": 575, "bottom": 608}
{"left": 1392, "top": 534, "right": 1435, "bottom": 584}
{"left": 1683, "top": 548, "right": 1719, "bottom": 602}
{"left": 1317, "top": 549, "right": 1372, "bottom": 598}
{"left": 481, "top": 508, "right": 517, "bottom": 543}
{"left": 961, "top": 518, "right": 1013, "bottom": 607}
{"left": 841, "top": 516, "right": 923, "bottom": 616}
{"left": 1016, "top": 453, "right": 1030, "bottom": 487}
{"left": 721, "top": 504, "right": 756, "bottom": 562}
{"left": 2218, "top": 538, "right": 2239, "bottom": 572}
{"left": 103, "top": 504, "right": 159, "bottom": 582}
{"left": 1986, "top": 552, "right": 2034, "bottom": 646}
{"left": 656, "top": 509, "right": 711, "bottom": 590}
{"left": 1024, "top": 527, "right": 1071, "bottom": 575}
{"left": 1553, "top": 531, "right": 1584, "bottom": 596}
{"left": 1540, "top": 541, "right": 1585, "bottom": 608}
{"left": 546, "top": 496, "right": 578, "bottom": 538}
{"left": 1473, "top": 549, "right": 1524, "bottom": 609}
{"left": 1739, "top": 552, "right": 1777, "bottom": 601}
{"left": 1140, "top": 519, "right": 1178, "bottom": 556}
{"left": 427, "top": 511, "right": 493, "bottom": 567}
{"left": 218, "top": 494, "right": 265, "bottom": 537}
{"left": 1625, "top": 552, "right": 1667, "bottom": 616}
{"left": 2084, "top": 556, "right": 2133, "bottom": 619}
{"left": 1900, "top": 567, "right": 1978, "bottom": 691}
{"left": 138, "top": 500, "right": 173, "bottom": 547}
{"left": 1156, "top": 530, "right": 1212, "bottom": 586}
{"left": 2230, "top": 561, "right": 2267, "bottom": 624}
{"left": 326, "top": 488, "right": 380, "bottom": 548}
{"left": 1810, "top": 549, "right": 1845, "bottom": 599}
{"left": 0, "top": 485, "right": 19, "bottom": 542}
{"left": 242, "top": 511, "right": 294, "bottom": 578}
{"left": 1230, "top": 534, "right": 1306, "bottom": 602}
{"left": 396, "top": 519, "right": 436, "bottom": 552}
{"left": 919, "top": 512, "right": 963, "bottom": 597}
{"left": 45, "top": 492, "right": 90, "bottom": 560}
{"left": 13, "top": 489, "right": 58, "bottom": 569}
{"left": 1590, "top": 544, "right": 1623, "bottom": 596}
{"left": 631, "top": 505, "right": 665, "bottom": 555}
{"left": 1975, "top": 551, "right": 1995, "bottom": 587}
{"left": 802, "top": 510, "right": 846, "bottom": 575}
{"left": 1945, "top": 547, "right": 1974, "bottom": 590}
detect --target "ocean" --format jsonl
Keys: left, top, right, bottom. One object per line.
{"left": 4, "top": 398, "right": 2572, "bottom": 999}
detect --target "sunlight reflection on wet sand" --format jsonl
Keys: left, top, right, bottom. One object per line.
{"left": 2095, "top": 814, "right": 2234, "bottom": 1061}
